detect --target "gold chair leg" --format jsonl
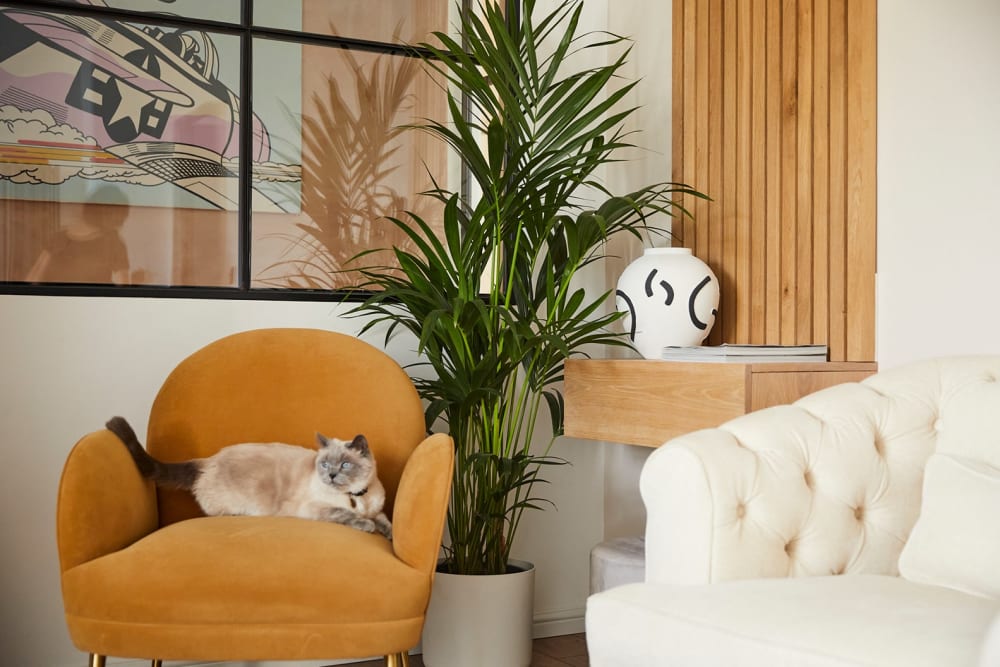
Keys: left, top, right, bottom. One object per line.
{"left": 384, "top": 651, "right": 410, "bottom": 667}
{"left": 88, "top": 655, "right": 106, "bottom": 667}
{"left": 151, "top": 661, "right": 163, "bottom": 667}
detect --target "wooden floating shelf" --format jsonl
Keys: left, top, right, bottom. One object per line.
{"left": 564, "top": 359, "right": 877, "bottom": 447}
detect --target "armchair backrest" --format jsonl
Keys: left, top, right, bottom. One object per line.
{"left": 641, "top": 355, "right": 1000, "bottom": 585}
{"left": 147, "top": 328, "right": 427, "bottom": 526}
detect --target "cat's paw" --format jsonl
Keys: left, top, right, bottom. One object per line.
{"left": 374, "top": 516, "right": 393, "bottom": 540}
{"left": 352, "top": 517, "right": 376, "bottom": 533}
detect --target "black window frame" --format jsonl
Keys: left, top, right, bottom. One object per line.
{"left": 0, "top": 0, "right": 453, "bottom": 302}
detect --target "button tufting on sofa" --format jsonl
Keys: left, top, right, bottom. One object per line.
{"left": 587, "top": 355, "right": 1000, "bottom": 667}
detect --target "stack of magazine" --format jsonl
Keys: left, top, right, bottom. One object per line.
{"left": 661, "top": 343, "right": 829, "bottom": 363}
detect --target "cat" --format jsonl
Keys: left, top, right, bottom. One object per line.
{"left": 105, "top": 416, "right": 392, "bottom": 539}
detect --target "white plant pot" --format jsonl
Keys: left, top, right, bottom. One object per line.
{"left": 615, "top": 247, "right": 720, "bottom": 358}
{"left": 421, "top": 560, "right": 535, "bottom": 667}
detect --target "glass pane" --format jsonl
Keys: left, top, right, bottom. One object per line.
{"left": 36, "top": 0, "right": 242, "bottom": 25}
{"left": 254, "top": 0, "right": 448, "bottom": 46}
{"left": 0, "top": 5, "right": 243, "bottom": 286}
{"left": 250, "top": 37, "right": 450, "bottom": 290}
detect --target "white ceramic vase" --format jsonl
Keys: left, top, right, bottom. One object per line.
{"left": 615, "top": 248, "right": 720, "bottom": 359}
{"left": 420, "top": 560, "right": 535, "bottom": 667}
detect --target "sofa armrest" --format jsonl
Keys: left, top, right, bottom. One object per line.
{"left": 391, "top": 433, "right": 454, "bottom": 574}
{"left": 979, "top": 612, "right": 1000, "bottom": 667}
{"left": 640, "top": 437, "right": 717, "bottom": 585}
{"left": 57, "top": 428, "right": 159, "bottom": 572}
{"left": 640, "top": 385, "right": 929, "bottom": 586}
{"left": 641, "top": 427, "right": 758, "bottom": 585}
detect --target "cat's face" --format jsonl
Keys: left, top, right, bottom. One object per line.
{"left": 314, "top": 434, "right": 375, "bottom": 490}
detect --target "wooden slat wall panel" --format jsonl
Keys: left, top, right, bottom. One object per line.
{"left": 812, "top": 0, "right": 830, "bottom": 347}
{"left": 796, "top": 0, "right": 813, "bottom": 344}
{"left": 845, "top": 0, "right": 877, "bottom": 360}
{"left": 672, "top": 0, "right": 876, "bottom": 361}
{"left": 723, "top": 1, "right": 738, "bottom": 348}
{"left": 750, "top": 0, "right": 767, "bottom": 343}
{"left": 828, "top": 0, "right": 848, "bottom": 359}
{"left": 735, "top": 0, "right": 752, "bottom": 343}
{"left": 673, "top": 0, "right": 687, "bottom": 248}
{"left": 764, "top": 0, "right": 782, "bottom": 344}
{"left": 780, "top": 0, "right": 797, "bottom": 345}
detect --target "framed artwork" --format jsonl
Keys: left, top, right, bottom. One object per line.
{"left": 0, "top": 0, "right": 449, "bottom": 291}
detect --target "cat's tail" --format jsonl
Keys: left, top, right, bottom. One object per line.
{"left": 105, "top": 416, "right": 199, "bottom": 490}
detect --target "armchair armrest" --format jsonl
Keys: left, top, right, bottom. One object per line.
{"left": 57, "top": 428, "right": 158, "bottom": 572}
{"left": 391, "top": 433, "right": 454, "bottom": 573}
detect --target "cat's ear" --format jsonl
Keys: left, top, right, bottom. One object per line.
{"left": 348, "top": 434, "right": 370, "bottom": 457}
{"left": 316, "top": 433, "right": 331, "bottom": 449}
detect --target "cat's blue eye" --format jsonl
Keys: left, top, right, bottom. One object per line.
{"left": 340, "top": 462, "right": 353, "bottom": 470}
{"left": 320, "top": 461, "right": 330, "bottom": 470}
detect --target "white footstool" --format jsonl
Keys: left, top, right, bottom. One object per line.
{"left": 589, "top": 536, "right": 645, "bottom": 594}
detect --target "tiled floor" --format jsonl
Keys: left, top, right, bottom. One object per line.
{"left": 349, "top": 632, "right": 589, "bottom": 666}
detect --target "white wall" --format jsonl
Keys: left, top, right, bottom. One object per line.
{"left": 0, "top": 294, "right": 603, "bottom": 666}
{"left": 599, "top": 0, "right": 675, "bottom": 540}
{"left": 877, "top": 0, "right": 1000, "bottom": 368}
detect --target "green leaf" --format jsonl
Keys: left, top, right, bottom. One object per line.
{"left": 487, "top": 118, "right": 507, "bottom": 176}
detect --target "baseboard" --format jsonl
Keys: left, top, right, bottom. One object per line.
{"left": 532, "top": 606, "right": 587, "bottom": 638}
{"left": 85, "top": 609, "right": 586, "bottom": 667}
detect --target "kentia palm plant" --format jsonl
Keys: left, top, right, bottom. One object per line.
{"left": 350, "top": 0, "right": 706, "bottom": 575}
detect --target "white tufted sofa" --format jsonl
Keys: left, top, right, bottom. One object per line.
{"left": 586, "top": 356, "right": 1000, "bottom": 666}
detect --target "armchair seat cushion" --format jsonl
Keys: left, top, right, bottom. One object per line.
{"left": 586, "top": 575, "right": 1000, "bottom": 667}
{"left": 62, "top": 516, "right": 429, "bottom": 660}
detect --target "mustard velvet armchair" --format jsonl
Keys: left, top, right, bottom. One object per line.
{"left": 56, "top": 328, "right": 454, "bottom": 667}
